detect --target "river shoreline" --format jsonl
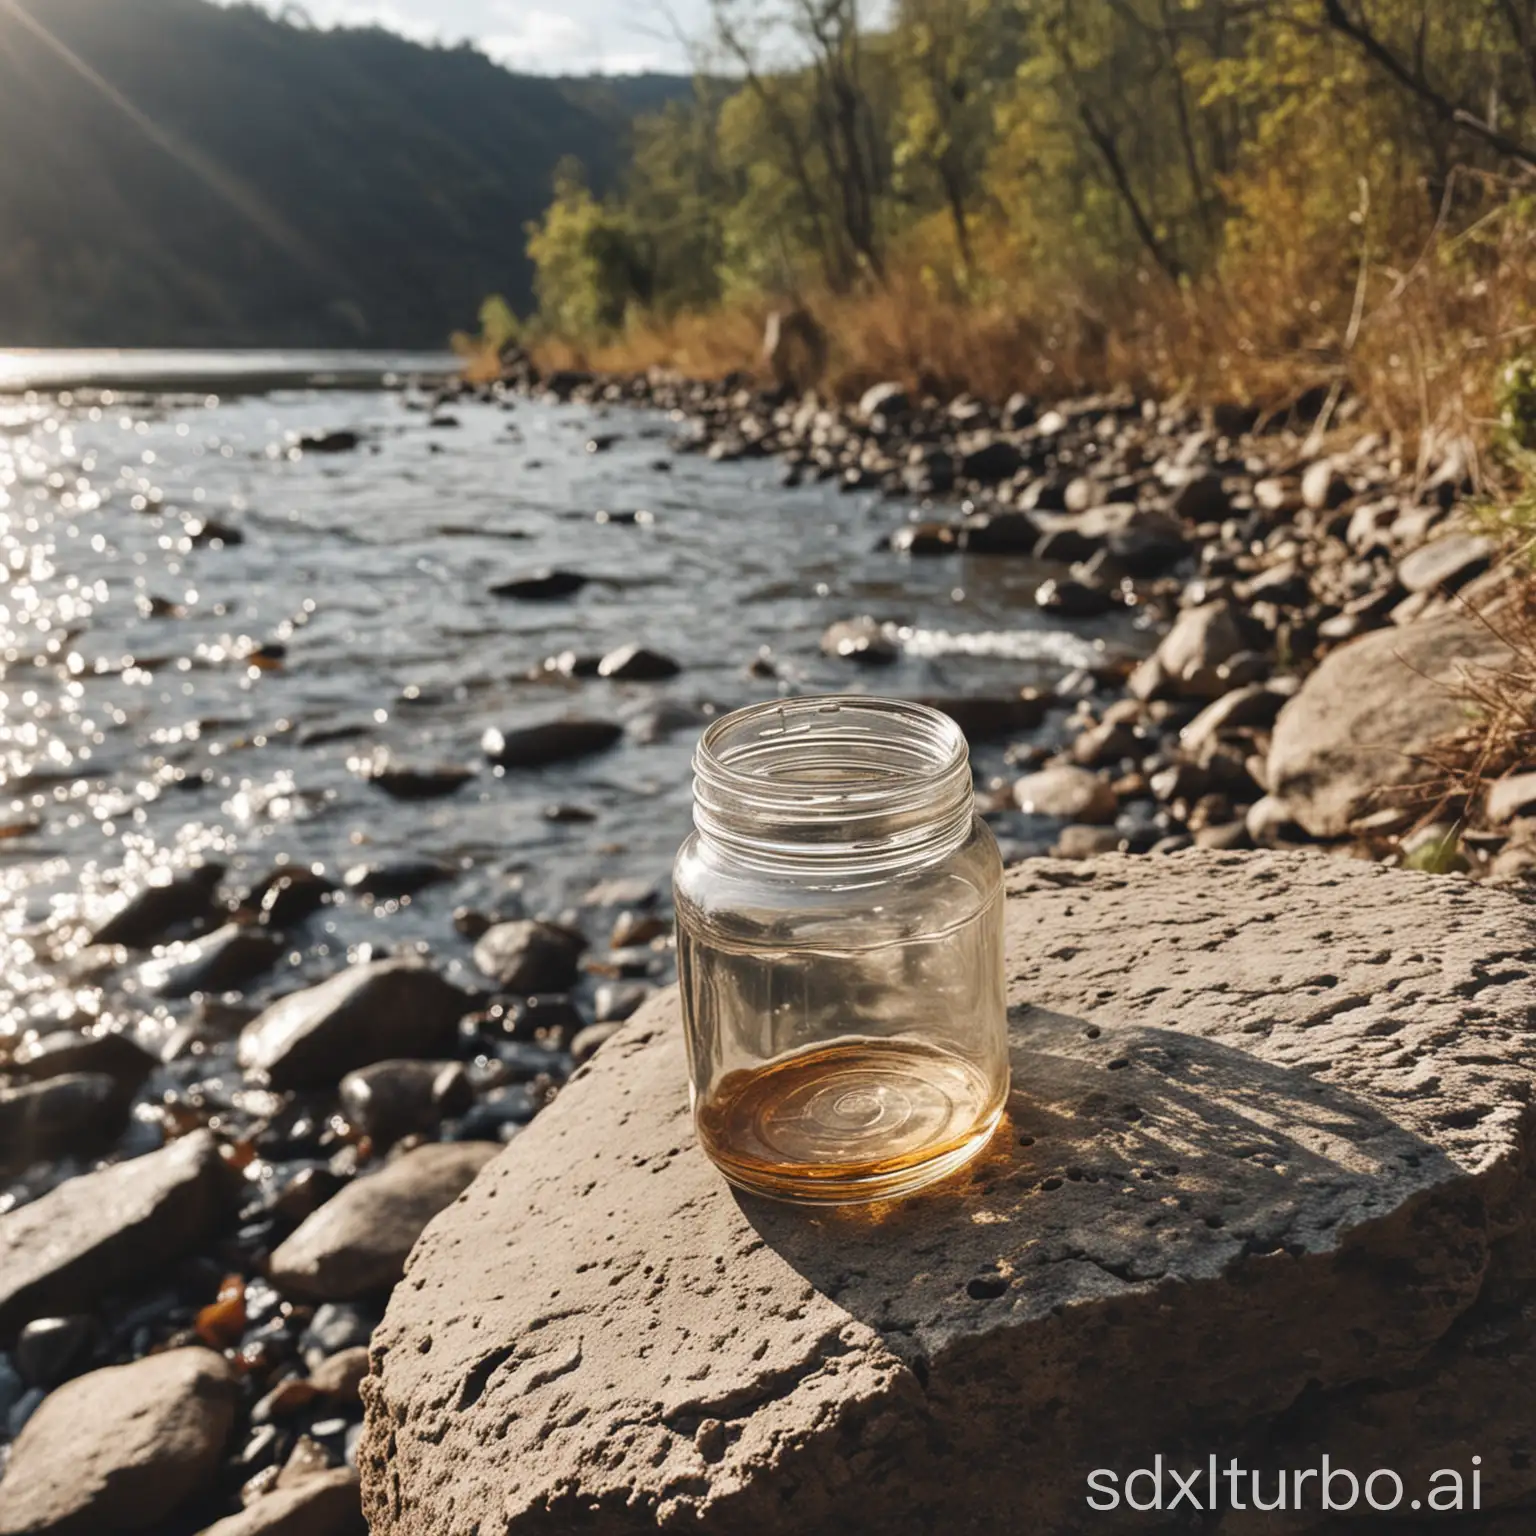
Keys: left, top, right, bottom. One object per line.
{"left": 0, "top": 358, "right": 1521, "bottom": 1531}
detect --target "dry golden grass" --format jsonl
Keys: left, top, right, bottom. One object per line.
{"left": 530, "top": 180, "right": 1536, "bottom": 480}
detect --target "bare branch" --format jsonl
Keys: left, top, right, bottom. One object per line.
{"left": 1321, "top": 0, "right": 1536, "bottom": 168}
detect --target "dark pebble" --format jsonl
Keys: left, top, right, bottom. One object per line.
{"left": 297, "top": 429, "right": 360, "bottom": 454}
{"left": 300, "top": 1304, "right": 376, "bottom": 1369}
{"left": 140, "top": 922, "right": 284, "bottom": 999}
{"left": 1035, "top": 577, "right": 1117, "bottom": 618}
{"left": 482, "top": 719, "right": 624, "bottom": 769}
{"left": 0, "top": 1073, "right": 125, "bottom": 1172}
{"left": 597, "top": 645, "right": 681, "bottom": 681}
{"left": 489, "top": 568, "right": 588, "bottom": 600}
{"left": 15, "top": 1316, "right": 95, "bottom": 1387}
{"left": 10, "top": 1029, "right": 156, "bottom": 1093}
{"left": 91, "top": 863, "right": 225, "bottom": 948}
{"left": 246, "top": 866, "right": 338, "bottom": 927}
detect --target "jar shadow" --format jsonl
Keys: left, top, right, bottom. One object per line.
{"left": 728, "top": 1003, "right": 1464, "bottom": 1335}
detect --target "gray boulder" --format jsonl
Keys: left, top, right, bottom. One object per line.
{"left": 1268, "top": 612, "right": 1513, "bottom": 836}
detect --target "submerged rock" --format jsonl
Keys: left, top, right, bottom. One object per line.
{"left": 820, "top": 617, "right": 898, "bottom": 666}
{"left": 488, "top": 569, "right": 588, "bottom": 601}
{"left": 341, "top": 858, "right": 456, "bottom": 900}
{"left": 269, "top": 1142, "right": 499, "bottom": 1302}
{"left": 297, "top": 429, "right": 361, "bottom": 454}
{"left": 353, "top": 752, "right": 476, "bottom": 800}
{"left": 482, "top": 719, "right": 624, "bottom": 769}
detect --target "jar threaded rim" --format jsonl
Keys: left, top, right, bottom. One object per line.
{"left": 691, "top": 696, "right": 974, "bottom": 868}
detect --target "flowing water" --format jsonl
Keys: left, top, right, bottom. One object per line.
{"left": 0, "top": 353, "right": 1147, "bottom": 1039}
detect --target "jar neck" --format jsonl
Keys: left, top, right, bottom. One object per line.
{"left": 691, "top": 697, "right": 975, "bottom": 875}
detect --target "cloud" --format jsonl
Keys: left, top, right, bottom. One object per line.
{"left": 479, "top": 5, "right": 671, "bottom": 74}
{"left": 216, "top": 0, "right": 695, "bottom": 73}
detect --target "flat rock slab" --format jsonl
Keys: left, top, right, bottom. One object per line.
{"left": 361, "top": 852, "right": 1536, "bottom": 1535}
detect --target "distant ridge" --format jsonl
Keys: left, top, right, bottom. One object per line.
{"left": 0, "top": 0, "right": 688, "bottom": 345}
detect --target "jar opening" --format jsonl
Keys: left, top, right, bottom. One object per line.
{"left": 692, "top": 697, "right": 973, "bottom": 865}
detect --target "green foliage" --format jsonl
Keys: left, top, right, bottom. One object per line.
{"left": 1402, "top": 828, "right": 1470, "bottom": 876}
{"left": 526, "top": 162, "right": 653, "bottom": 337}
{"left": 1498, "top": 357, "right": 1536, "bottom": 452}
{"left": 519, "top": 0, "right": 1536, "bottom": 381}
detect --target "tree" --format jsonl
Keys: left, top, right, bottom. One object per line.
{"left": 525, "top": 160, "right": 650, "bottom": 336}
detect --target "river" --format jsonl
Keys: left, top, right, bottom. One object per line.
{"left": 0, "top": 352, "right": 1147, "bottom": 1042}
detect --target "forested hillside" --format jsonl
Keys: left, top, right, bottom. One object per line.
{"left": 0, "top": 0, "right": 686, "bottom": 346}
{"left": 524, "top": 0, "right": 1536, "bottom": 439}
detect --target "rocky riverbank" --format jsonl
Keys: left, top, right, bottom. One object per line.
{"left": 0, "top": 360, "right": 1529, "bottom": 1534}
{"left": 519, "top": 359, "right": 1523, "bottom": 871}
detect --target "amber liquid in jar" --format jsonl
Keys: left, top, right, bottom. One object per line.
{"left": 696, "top": 1039, "right": 1004, "bottom": 1201}
{"left": 678, "top": 883, "right": 1007, "bottom": 1204}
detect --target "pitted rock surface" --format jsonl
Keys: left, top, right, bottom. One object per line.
{"left": 360, "top": 852, "right": 1536, "bottom": 1535}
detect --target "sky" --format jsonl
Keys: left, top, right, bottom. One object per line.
{"left": 250, "top": 0, "right": 712, "bottom": 75}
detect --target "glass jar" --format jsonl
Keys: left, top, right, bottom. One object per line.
{"left": 674, "top": 696, "right": 1009, "bottom": 1205}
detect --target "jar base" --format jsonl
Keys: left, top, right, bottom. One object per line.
{"left": 695, "top": 1038, "right": 1007, "bottom": 1206}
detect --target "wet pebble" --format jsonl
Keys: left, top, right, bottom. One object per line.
{"left": 14, "top": 1315, "right": 94, "bottom": 1388}
{"left": 341, "top": 857, "right": 455, "bottom": 900}
{"left": 139, "top": 922, "right": 285, "bottom": 999}
{"left": 597, "top": 644, "right": 681, "bottom": 681}
{"left": 351, "top": 751, "right": 476, "bottom": 800}
{"left": 90, "top": 863, "right": 226, "bottom": 948}
{"left": 482, "top": 718, "right": 624, "bottom": 768}
{"left": 338, "top": 1059, "right": 472, "bottom": 1143}
{"left": 821, "top": 616, "right": 898, "bottom": 666}
{"left": 488, "top": 568, "right": 588, "bottom": 600}
{"left": 472, "top": 919, "right": 586, "bottom": 993}
{"left": 0, "top": 1073, "right": 126, "bottom": 1173}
